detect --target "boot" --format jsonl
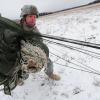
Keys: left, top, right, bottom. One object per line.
{"left": 17, "top": 78, "right": 24, "bottom": 86}
{"left": 49, "top": 74, "right": 61, "bottom": 81}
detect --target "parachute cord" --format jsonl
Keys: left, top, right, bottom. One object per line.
{"left": 40, "top": 34, "right": 100, "bottom": 49}
{"left": 55, "top": 62, "right": 100, "bottom": 76}
{"left": 44, "top": 39, "right": 100, "bottom": 74}
{"left": 50, "top": 52, "right": 100, "bottom": 75}
{"left": 44, "top": 39, "right": 100, "bottom": 60}
{"left": 48, "top": 44, "right": 100, "bottom": 74}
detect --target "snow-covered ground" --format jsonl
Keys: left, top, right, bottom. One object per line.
{"left": 1, "top": 5, "right": 100, "bottom": 100}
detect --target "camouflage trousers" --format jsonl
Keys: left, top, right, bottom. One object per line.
{"left": 21, "top": 42, "right": 53, "bottom": 77}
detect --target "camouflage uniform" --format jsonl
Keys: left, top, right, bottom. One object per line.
{"left": 20, "top": 5, "right": 54, "bottom": 77}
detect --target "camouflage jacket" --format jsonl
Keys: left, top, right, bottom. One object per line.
{"left": 21, "top": 25, "right": 49, "bottom": 72}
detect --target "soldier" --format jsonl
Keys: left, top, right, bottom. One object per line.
{"left": 0, "top": 5, "right": 60, "bottom": 95}
{"left": 20, "top": 5, "right": 60, "bottom": 80}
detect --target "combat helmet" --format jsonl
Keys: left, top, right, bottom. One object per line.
{"left": 20, "top": 5, "right": 39, "bottom": 18}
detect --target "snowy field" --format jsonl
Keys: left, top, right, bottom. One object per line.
{"left": 1, "top": 5, "right": 100, "bottom": 100}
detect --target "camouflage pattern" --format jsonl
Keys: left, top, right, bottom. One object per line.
{"left": 21, "top": 24, "right": 49, "bottom": 72}
{"left": 21, "top": 42, "right": 48, "bottom": 73}
{"left": 20, "top": 6, "right": 52, "bottom": 75}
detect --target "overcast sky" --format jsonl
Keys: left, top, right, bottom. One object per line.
{"left": 0, "top": 0, "right": 95, "bottom": 19}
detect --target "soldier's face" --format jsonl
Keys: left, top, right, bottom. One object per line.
{"left": 25, "top": 15, "right": 36, "bottom": 27}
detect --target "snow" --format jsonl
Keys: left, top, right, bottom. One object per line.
{"left": 1, "top": 5, "right": 100, "bottom": 100}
